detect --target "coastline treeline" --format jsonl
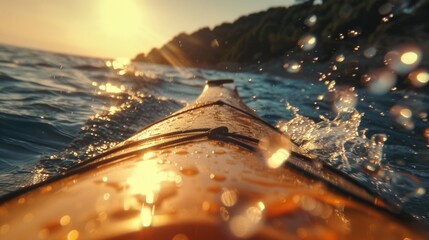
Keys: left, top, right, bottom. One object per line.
{"left": 134, "top": 0, "right": 428, "bottom": 88}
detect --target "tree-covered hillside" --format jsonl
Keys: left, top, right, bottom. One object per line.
{"left": 134, "top": 0, "right": 428, "bottom": 88}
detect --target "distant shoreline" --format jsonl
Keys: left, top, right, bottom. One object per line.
{"left": 133, "top": 1, "right": 428, "bottom": 91}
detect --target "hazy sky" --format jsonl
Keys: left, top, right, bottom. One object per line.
{"left": 0, "top": 0, "right": 295, "bottom": 59}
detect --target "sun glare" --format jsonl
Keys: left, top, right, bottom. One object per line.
{"left": 94, "top": 1, "right": 169, "bottom": 58}
{"left": 98, "top": 0, "right": 144, "bottom": 37}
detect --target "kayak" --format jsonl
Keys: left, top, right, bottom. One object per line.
{"left": 0, "top": 79, "right": 426, "bottom": 239}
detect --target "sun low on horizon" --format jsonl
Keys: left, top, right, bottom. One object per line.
{"left": 0, "top": 0, "right": 293, "bottom": 59}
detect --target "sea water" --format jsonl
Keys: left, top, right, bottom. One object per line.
{"left": 0, "top": 44, "right": 428, "bottom": 224}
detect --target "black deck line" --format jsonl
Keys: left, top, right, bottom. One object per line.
{"left": 285, "top": 155, "right": 421, "bottom": 226}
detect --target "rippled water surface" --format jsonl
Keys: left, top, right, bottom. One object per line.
{"left": 0, "top": 44, "right": 428, "bottom": 223}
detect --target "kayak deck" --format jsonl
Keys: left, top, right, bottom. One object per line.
{"left": 0, "top": 80, "right": 426, "bottom": 239}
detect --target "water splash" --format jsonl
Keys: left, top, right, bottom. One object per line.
{"left": 277, "top": 99, "right": 426, "bottom": 208}
{"left": 278, "top": 104, "right": 363, "bottom": 170}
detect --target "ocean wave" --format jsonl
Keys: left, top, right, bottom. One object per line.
{"left": 0, "top": 72, "right": 22, "bottom": 83}
{"left": 34, "top": 95, "right": 183, "bottom": 179}
{"left": 0, "top": 112, "right": 74, "bottom": 148}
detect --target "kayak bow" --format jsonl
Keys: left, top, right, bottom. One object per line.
{"left": 0, "top": 79, "right": 426, "bottom": 239}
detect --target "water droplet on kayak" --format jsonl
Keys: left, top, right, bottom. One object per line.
{"left": 42, "top": 219, "right": 63, "bottom": 234}
{"left": 103, "top": 193, "right": 111, "bottom": 201}
{"left": 229, "top": 205, "right": 262, "bottom": 238}
{"left": 18, "top": 197, "right": 26, "bottom": 204}
{"left": 221, "top": 189, "right": 238, "bottom": 207}
{"left": 140, "top": 205, "right": 153, "bottom": 227}
{"left": 97, "top": 212, "right": 108, "bottom": 222}
{"left": 210, "top": 173, "right": 226, "bottom": 181}
{"left": 172, "top": 233, "right": 190, "bottom": 240}
{"left": 246, "top": 206, "right": 263, "bottom": 223}
{"left": 220, "top": 207, "right": 230, "bottom": 221}
{"left": 212, "top": 149, "right": 226, "bottom": 155}
{"left": 175, "top": 150, "right": 189, "bottom": 155}
{"left": 38, "top": 228, "right": 49, "bottom": 239}
{"left": 157, "top": 159, "right": 165, "bottom": 165}
{"left": 300, "top": 196, "right": 317, "bottom": 212}
{"left": 180, "top": 166, "right": 199, "bottom": 176}
{"left": 67, "top": 229, "right": 79, "bottom": 240}
{"left": 202, "top": 201, "right": 219, "bottom": 214}
{"left": 266, "top": 148, "right": 290, "bottom": 169}
{"left": 143, "top": 152, "right": 158, "bottom": 160}
{"left": 174, "top": 175, "right": 183, "bottom": 186}
{"left": 160, "top": 150, "right": 171, "bottom": 155}
{"left": 60, "top": 215, "right": 71, "bottom": 226}
{"left": 207, "top": 185, "right": 221, "bottom": 193}
{"left": 23, "top": 213, "right": 34, "bottom": 223}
